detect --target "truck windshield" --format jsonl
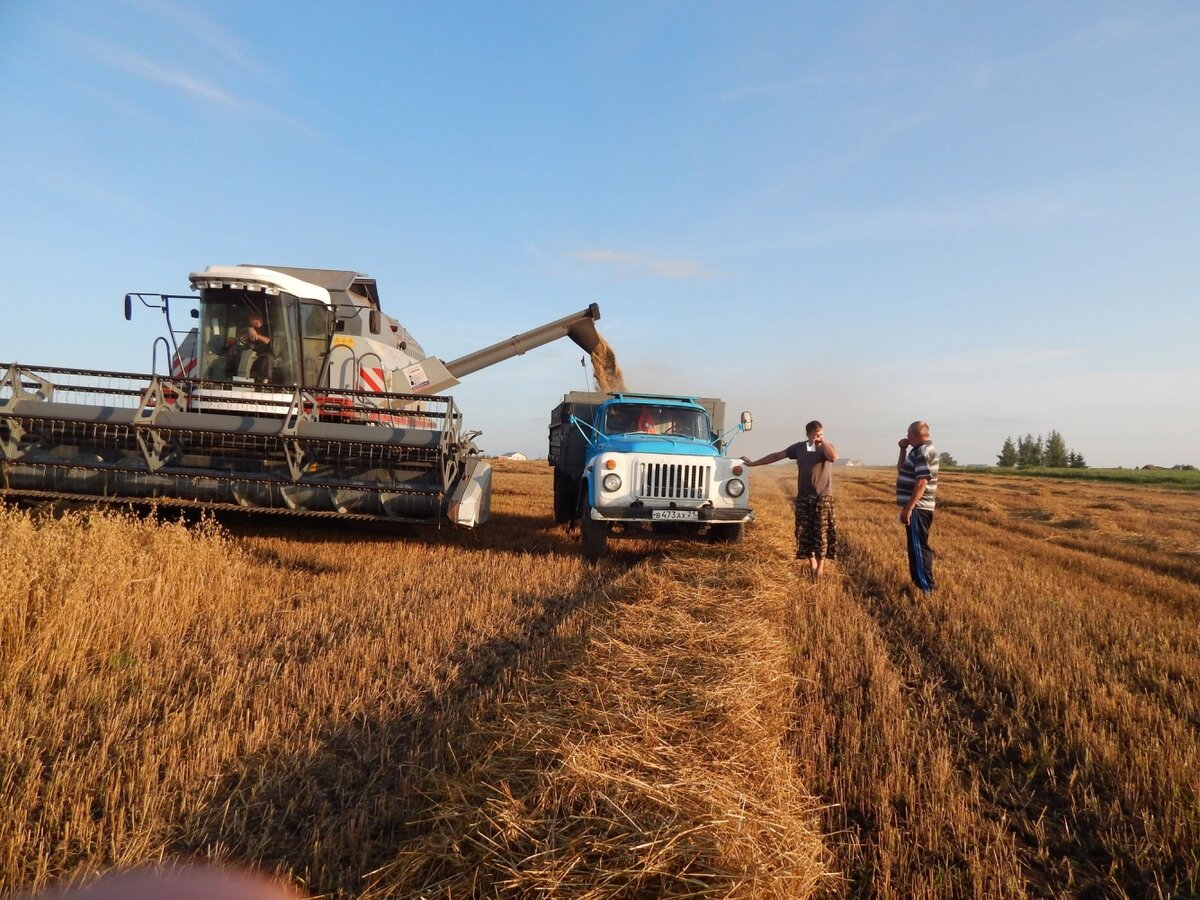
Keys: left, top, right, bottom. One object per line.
{"left": 195, "top": 290, "right": 301, "bottom": 385}
{"left": 602, "top": 404, "right": 708, "bottom": 439}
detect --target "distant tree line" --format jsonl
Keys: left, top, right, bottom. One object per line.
{"left": 996, "top": 430, "right": 1087, "bottom": 468}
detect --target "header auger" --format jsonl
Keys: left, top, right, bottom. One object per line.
{"left": 1, "top": 265, "right": 601, "bottom": 526}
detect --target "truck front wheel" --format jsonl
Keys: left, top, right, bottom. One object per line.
{"left": 581, "top": 503, "right": 609, "bottom": 561}
{"left": 709, "top": 523, "right": 745, "bottom": 544}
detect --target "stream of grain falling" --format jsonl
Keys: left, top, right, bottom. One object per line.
{"left": 590, "top": 336, "right": 627, "bottom": 393}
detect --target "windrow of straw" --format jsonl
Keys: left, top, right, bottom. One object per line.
{"left": 365, "top": 538, "right": 830, "bottom": 898}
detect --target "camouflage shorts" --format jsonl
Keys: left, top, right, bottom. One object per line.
{"left": 794, "top": 495, "right": 836, "bottom": 560}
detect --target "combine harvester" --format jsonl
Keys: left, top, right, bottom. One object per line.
{"left": 0, "top": 265, "right": 601, "bottom": 527}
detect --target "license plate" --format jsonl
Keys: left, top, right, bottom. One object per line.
{"left": 651, "top": 509, "right": 699, "bottom": 521}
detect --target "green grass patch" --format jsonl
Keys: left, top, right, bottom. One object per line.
{"left": 946, "top": 466, "right": 1200, "bottom": 491}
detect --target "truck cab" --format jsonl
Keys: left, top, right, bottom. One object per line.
{"left": 549, "top": 392, "right": 754, "bottom": 559}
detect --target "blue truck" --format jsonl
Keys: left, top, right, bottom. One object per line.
{"left": 548, "top": 391, "right": 754, "bottom": 559}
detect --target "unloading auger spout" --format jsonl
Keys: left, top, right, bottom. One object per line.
{"left": 390, "top": 303, "right": 601, "bottom": 396}
{"left": 0, "top": 265, "right": 603, "bottom": 528}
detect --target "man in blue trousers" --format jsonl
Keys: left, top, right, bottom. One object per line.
{"left": 896, "top": 421, "right": 939, "bottom": 594}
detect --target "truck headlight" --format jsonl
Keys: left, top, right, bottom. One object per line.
{"left": 725, "top": 478, "right": 745, "bottom": 497}
{"left": 602, "top": 473, "right": 622, "bottom": 492}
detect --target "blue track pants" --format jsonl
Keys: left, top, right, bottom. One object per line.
{"left": 905, "top": 509, "right": 936, "bottom": 592}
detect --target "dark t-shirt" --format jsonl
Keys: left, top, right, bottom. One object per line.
{"left": 785, "top": 441, "right": 834, "bottom": 497}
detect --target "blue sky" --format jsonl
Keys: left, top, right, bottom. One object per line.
{"left": 2, "top": 1, "right": 1197, "bottom": 466}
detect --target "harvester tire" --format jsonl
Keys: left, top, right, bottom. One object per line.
{"left": 710, "top": 523, "right": 744, "bottom": 544}
{"left": 552, "top": 471, "right": 575, "bottom": 524}
{"left": 581, "top": 503, "right": 608, "bottom": 561}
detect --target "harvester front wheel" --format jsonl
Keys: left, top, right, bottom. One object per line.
{"left": 581, "top": 503, "right": 609, "bottom": 561}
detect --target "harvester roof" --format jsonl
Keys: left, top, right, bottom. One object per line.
{"left": 189, "top": 265, "right": 381, "bottom": 309}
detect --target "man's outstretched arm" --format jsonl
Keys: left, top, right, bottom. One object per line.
{"left": 741, "top": 449, "right": 789, "bottom": 467}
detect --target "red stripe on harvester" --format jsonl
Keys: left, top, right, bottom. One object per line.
{"left": 360, "top": 367, "right": 385, "bottom": 392}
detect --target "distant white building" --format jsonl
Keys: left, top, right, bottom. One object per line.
{"left": 499, "top": 451, "right": 528, "bottom": 461}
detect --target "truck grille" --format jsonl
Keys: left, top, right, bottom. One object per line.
{"left": 635, "top": 461, "right": 711, "bottom": 501}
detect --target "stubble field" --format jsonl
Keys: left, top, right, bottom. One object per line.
{"left": 2, "top": 461, "right": 1198, "bottom": 897}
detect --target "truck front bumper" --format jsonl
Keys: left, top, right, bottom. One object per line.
{"left": 590, "top": 505, "right": 754, "bottom": 524}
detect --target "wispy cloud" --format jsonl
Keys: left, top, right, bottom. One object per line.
{"left": 570, "top": 249, "right": 714, "bottom": 280}
{"left": 1017, "top": 14, "right": 1200, "bottom": 67}
{"left": 87, "top": 42, "right": 311, "bottom": 134}
{"left": 127, "top": 0, "right": 266, "bottom": 78}
{"left": 93, "top": 45, "right": 240, "bottom": 105}
{"left": 18, "top": 161, "right": 145, "bottom": 214}
{"left": 852, "top": 348, "right": 1080, "bottom": 387}
{"left": 928, "top": 347, "right": 1078, "bottom": 375}
{"left": 717, "top": 75, "right": 828, "bottom": 102}
{"left": 717, "top": 70, "right": 901, "bottom": 103}
{"left": 974, "top": 14, "right": 1200, "bottom": 85}
{"left": 789, "top": 188, "right": 1104, "bottom": 245}
{"left": 76, "top": 83, "right": 160, "bottom": 126}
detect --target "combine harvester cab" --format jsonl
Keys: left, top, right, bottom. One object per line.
{"left": 0, "top": 265, "right": 602, "bottom": 527}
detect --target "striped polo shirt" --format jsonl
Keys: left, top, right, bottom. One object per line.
{"left": 896, "top": 442, "right": 939, "bottom": 511}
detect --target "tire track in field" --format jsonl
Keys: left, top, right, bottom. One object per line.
{"left": 912, "top": 491, "right": 1200, "bottom": 734}
{"left": 753, "top": 473, "right": 1029, "bottom": 897}
{"left": 840, "top": 475, "right": 1200, "bottom": 733}
{"left": 834, "top": 539, "right": 1129, "bottom": 897}
{"left": 941, "top": 514, "right": 1200, "bottom": 734}
{"left": 849, "top": 474, "right": 1200, "bottom": 595}
{"left": 830, "top": 482, "right": 1133, "bottom": 893}
{"left": 944, "top": 504, "right": 1200, "bottom": 606}
{"left": 833, "top": 476, "right": 1198, "bottom": 897}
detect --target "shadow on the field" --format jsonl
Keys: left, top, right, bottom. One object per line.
{"left": 167, "top": 564, "right": 633, "bottom": 894}
{"left": 210, "top": 507, "right": 566, "bottom": 549}
{"left": 217, "top": 509, "right": 672, "bottom": 564}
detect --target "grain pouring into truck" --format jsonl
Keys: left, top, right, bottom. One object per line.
{"left": 589, "top": 336, "right": 626, "bottom": 393}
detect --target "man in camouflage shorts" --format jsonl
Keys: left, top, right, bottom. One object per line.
{"left": 794, "top": 491, "right": 837, "bottom": 566}
{"left": 742, "top": 420, "right": 839, "bottom": 581}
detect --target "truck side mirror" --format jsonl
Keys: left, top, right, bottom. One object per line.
{"left": 190, "top": 308, "right": 199, "bottom": 319}
{"left": 124, "top": 294, "right": 132, "bottom": 321}
{"left": 740, "top": 411, "right": 753, "bottom": 432}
